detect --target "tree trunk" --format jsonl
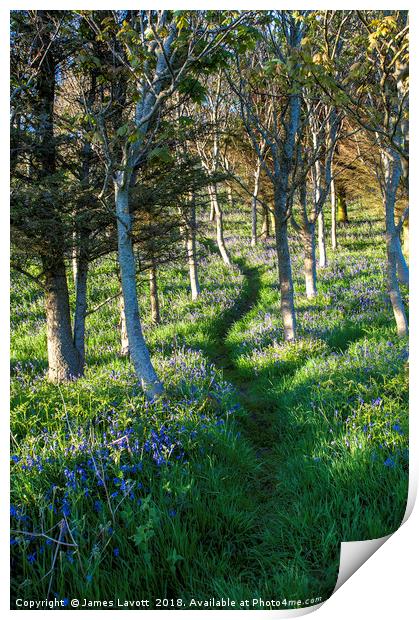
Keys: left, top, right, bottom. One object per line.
{"left": 72, "top": 230, "right": 78, "bottom": 287}
{"left": 149, "top": 259, "right": 161, "bottom": 325}
{"left": 318, "top": 210, "right": 327, "bottom": 268}
{"left": 261, "top": 204, "right": 270, "bottom": 240}
{"left": 382, "top": 154, "right": 408, "bottom": 337}
{"left": 186, "top": 195, "right": 200, "bottom": 300}
{"left": 73, "top": 258, "right": 88, "bottom": 366}
{"left": 44, "top": 258, "right": 82, "bottom": 382}
{"left": 209, "top": 199, "right": 215, "bottom": 222}
{"left": 115, "top": 184, "right": 163, "bottom": 397}
{"left": 119, "top": 290, "right": 129, "bottom": 357}
{"left": 274, "top": 215, "right": 296, "bottom": 341}
{"left": 227, "top": 184, "right": 234, "bottom": 209}
{"left": 270, "top": 209, "right": 276, "bottom": 234}
{"left": 251, "top": 158, "right": 261, "bottom": 247}
{"left": 303, "top": 224, "right": 317, "bottom": 299}
{"left": 208, "top": 184, "right": 231, "bottom": 266}
{"left": 330, "top": 176, "right": 337, "bottom": 250}
{"left": 336, "top": 191, "right": 349, "bottom": 224}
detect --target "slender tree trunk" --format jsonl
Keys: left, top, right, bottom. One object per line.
{"left": 275, "top": 215, "right": 297, "bottom": 340}
{"left": 208, "top": 184, "right": 231, "bottom": 266}
{"left": 251, "top": 158, "right": 261, "bottom": 247}
{"left": 303, "top": 224, "right": 317, "bottom": 299}
{"left": 318, "top": 210, "right": 327, "bottom": 268}
{"left": 382, "top": 154, "right": 408, "bottom": 337}
{"left": 44, "top": 258, "right": 82, "bottom": 382}
{"left": 115, "top": 184, "right": 163, "bottom": 397}
{"left": 261, "top": 204, "right": 270, "bottom": 240}
{"left": 270, "top": 209, "right": 276, "bottom": 234}
{"left": 186, "top": 195, "right": 200, "bottom": 300}
{"left": 73, "top": 258, "right": 88, "bottom": 366}
{"left": 336, "top": 191, "right": 349, "bottom": 224}
{"left": 330, "top": 176, "right": 337, "bottom": 250}
{"left": 72, "top": 229, "right": 78, "bottom": 287}
{"left": 119, "top": 291, "right": 129, "bottom": 357}
{"left": 149, "top": 258, "right": 161, "bottom": 325}
{"left": 227, "top": 184, "right": 234, "bottom": 209}
{"left": 209, "top": 198, "right": 215, "bottom": 222}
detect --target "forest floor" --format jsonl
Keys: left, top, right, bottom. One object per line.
{"left": 10, "top": 203, "right": 408, "bottom": 609}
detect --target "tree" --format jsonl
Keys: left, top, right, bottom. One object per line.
{"left": 291, "top": 97, "right": 340, "bottom": 297}
{"left": 305, "top": 10, "right": 409, "bottom": 336}
{"left": 11, "top": 11, "right": 84, "bottom": 382}
{"left": 80, "top": 10, "right": 248, "bottom": 396}
{"left": 231, "top": 11, "right": 307, "bottom": 340}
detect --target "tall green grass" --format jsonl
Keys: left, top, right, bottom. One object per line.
{"left": 10, "top": 203, "right": 408, "bottom": 609}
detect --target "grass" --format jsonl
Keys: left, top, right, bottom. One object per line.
{"left": 10, "top": 202, "right": 408, "bottom": 609}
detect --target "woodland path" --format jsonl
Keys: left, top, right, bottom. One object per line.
{"left": 203, "top": 242, "right": 286, "bottom": 502}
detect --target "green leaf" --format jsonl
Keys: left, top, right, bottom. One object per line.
{"left": 117, "top": 124, "right": 129, "bottom": 138}
{"left": 148, "top": 146, "right": 172, "bottom": 164}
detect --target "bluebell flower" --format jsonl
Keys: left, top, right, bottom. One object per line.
{"left": 27, "top": 552, "right": 36, "bottom": 565}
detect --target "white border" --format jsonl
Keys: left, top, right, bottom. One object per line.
{"left": 1, "top": 2, "right": 417, "bottom": 618}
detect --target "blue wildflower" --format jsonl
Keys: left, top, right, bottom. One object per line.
{"left": 27, "top": 552, "right": 36, "bottom": 565}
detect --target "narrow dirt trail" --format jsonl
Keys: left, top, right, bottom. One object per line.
{"left": 205, "top": 252, "right": 284, "bottom": 500}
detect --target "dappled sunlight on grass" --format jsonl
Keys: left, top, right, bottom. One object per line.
{"left": 11, "top": 203, "right": 408, "bottom": 606}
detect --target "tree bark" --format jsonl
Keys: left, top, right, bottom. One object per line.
{"left": 227, "top": 184, "right": 234, "bottom": 209}
{"left": 382, "top": 154, "right": 408, "bottom": 337}
{"left": 261, "top": 204, "right": 270, "bottom": 240}
{"left": 303, "top": 224, "right": 317, "bottom": 299}
{"left": 119, "top": 291, "right": 129, "bottom": 357}
{"left": 115, "top": 184, "right": 163, "bottom": 397}
{"left": 318, "top": 209, "right": 327, "bottom": 268}
{"left": 251, "top": 158, "right": 261, "bottom": 247}
{"left": 149, "top": 259, "right": 161, "bottom": 325}
{"left": 209, "top": 199, "right": 215, "bottom": 222}
{"left": 44, "top": 258, "right": 82, "bottom": 382}
{"left": 330, "top": 176, "right": 337, "bottom": 250}
{"left": 72, "top": 231, "right": 78, "bottom": 286}
{"left": 275, "top": 215, "right": 297, "bottom": 340}
{"left": 208, "top": 184, "right": 231, "bottom": 266}
{"left": 73, "top": 258, "right": 88, "bottom": 366}
{"left": 186, "top": 195, "right": 200, "bottom": 300}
